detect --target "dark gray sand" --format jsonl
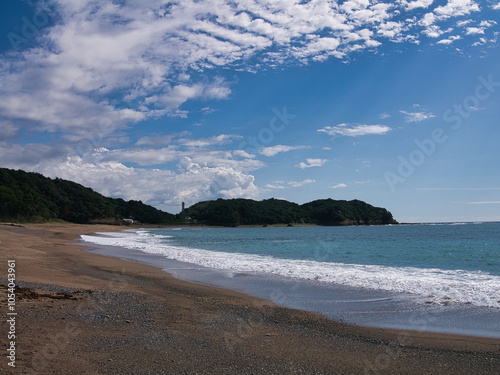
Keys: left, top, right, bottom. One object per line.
{"left": 1, "top": 223, "right": 499, "bottom": 374}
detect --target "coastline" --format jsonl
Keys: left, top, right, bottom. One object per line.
{"left": 1, "top": 223, "right": 499, "bottom": 374}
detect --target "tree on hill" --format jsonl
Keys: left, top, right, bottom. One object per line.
{"left": 0, "top": 168, "right": 175, "bottom": 224}
{"left": 182, "top": 197, "right": 396, "bottom": 226}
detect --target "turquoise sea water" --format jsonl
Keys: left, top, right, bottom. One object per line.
{"left": 82, "top": 222, "right": 500, "bottom": 309}
{"left": 155, "top": 223, "right": 500, "bottom": 275}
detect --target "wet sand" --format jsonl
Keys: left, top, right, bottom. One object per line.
{"left": 1, "top": 223, "right": 499, "bottom": 374}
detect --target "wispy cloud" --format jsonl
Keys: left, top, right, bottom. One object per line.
{"left": 264, "top": 183, "right": 286, "bottom": 190}
{"left": 288, "top": 179, "right": 316, "bottom": 188}
{"left": 177, "top": 134, "right": 242, "bottom": 148}
{"left": 331, "top": 183, "right": 347, "bottom": 189}
{"left": 467, "top": 201, "right": 500, "bottom": 205}
{"left": 418, "top": 187, "right": 500, "bottom": 191}
{"left": 318, "top": 124, "right": 391, "bottom": 137}
{"left": 400, "top": 110, "right": 435, "bottom": 123}
{"left": 260, "top": 145, "right": 308, "bottom": 157}
{"left": 296, "top": 158, "right": 327, "bottom": 169}
{"left": 265, "top": 179, "right": 315, "bottom": 189}
{"left": 0, "top": 0, "right": 494, "bottom": 144}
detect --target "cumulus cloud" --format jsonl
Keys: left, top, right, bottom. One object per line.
{"left": 399, "top": 0, "right": 435, "bottom": 11}
{"left": 331, "top": 183, "right": 348, "bottom": 189}
{"left": 434, "top": 0, "right": 480, "bottom": 18}
{"left": 0, "top": 130, "right": 264, "bottom": 212}
{"left": 28, "top": 151, "right": 259, "bottom": 213}
{"left": 462, "top": 20, "right": 497, "bottom": 35}
{"left": 296, "top": 158, "right": 327, "bottom": 169}
{"left": 418, "top": 0, "right": 481, "bottom": 38}
{"left": 437, "top": 35, "right": 462, "bottom": 44}
{"left": 466, "top": 27, "right": 485, "bottom": 35}
{"left": 318, "top": 124, "right": 391, "bottom": 137}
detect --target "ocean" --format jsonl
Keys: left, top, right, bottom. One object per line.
{"left": 81, "top": 222, "right": 500, "bottom": 337}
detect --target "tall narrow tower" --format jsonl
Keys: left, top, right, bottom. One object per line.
{"left": 181, "top": 202, "right": 185, "bottom": 213}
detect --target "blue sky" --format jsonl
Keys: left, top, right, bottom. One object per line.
{"left": 1, "top": 0, "right": 499, "bottom": 222}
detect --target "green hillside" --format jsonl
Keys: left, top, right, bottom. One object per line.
{"left": 0, "top": 168, "right": 397, "bottom": 226}
{"left": 0, "top": 168, "right": 175, "bottom": 224}
{"left": 182, "top": 198, "right": 397, "bottom": 226}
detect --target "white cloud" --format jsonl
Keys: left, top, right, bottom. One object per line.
{"left": 422, "top": 25, "right": 445, "bottom": 38}
{"left": 0, "top": 0, "right": 494, "bottom": 145}
{"left": 233, "top": 150, "right": 256, "bottom": 159}
{"left": 464, "top": 20, "right": 497, "bottom": 35}
{"left": 0, "top": 121, "right": 19, "bottom": 141}
{"left": 437, "top": 35, "right": 462, "bottom": 44}
{"left": 480, "top": 20, "right": 496, "bottom": 28}
{"left": 177, "top": 134, "right": 242, "bottom": 148}
{"left": 296, "top": 158, "right": 327, "bottom": 169}
{"left": 418, "top": 0, "right": 480, "bottom": 39}
{"left": 136, "top": 131, "right": 191, "bottom": 146}
{"left": 287, "top": 179, "right": 316, "bottom": 188}
{"left": 0, "top": 129, "right": 266, "bottom": 212}
{"left": 457, "top": 19, "right": 473, "bottom": 27}
{"left": 331, "top": 183, "right": 348, "bottom": 189}
{"left": 399, "top": 0, "right": 434, "bottom": 11}
{"left": 264, "top": 178, "right": 315, "bottom": 190}
{"left": 400, "top": 110, "right": 436, "bottom": 122}
{"left": 467, "top": 201, "right": 500, "bottom": 205}
{"left": 418, "top": 187, "right": 500, "bottom": 191}
{"left": 1, "top": 0, "right": 497, "bottom": 211}
{"left": 265, "top": 183, "right": 286, "bottom": 190}
{"left": 420, "top": 12, "right": 437, "bottom": 27}
{"left": 29, "top": 152, "right": 260, "bottom": 213}
{"left": 466, "top": 27, "right": 485, "bottom": 35}
{"left": 434, "top": 0, "right": 480, "bottom": 18}
{"left": 260, "top": 145, "right": 308, "bottom": 157}
{"left": 318, "top": 123, "right": 391, "bottom": 137}
{"left": 493, "top": 3, "right": 500, "bottom": 10}
{"left": 377, "top": 21, "right": 405, "bottom": 39}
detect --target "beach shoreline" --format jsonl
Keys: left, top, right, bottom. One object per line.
{"left": 1, "top": 222, "right": 499, "bottom": 374}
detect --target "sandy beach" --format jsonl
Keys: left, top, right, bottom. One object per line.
{"left": 1, "top": 223, "right": 499, "bottom": 374}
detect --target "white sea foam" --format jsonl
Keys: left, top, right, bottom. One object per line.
{"left": 81, "top": 231, "right": 500, "bottom": 308}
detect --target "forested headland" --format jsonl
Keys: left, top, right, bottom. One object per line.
{"left": 0, "top": 168, "right": 174, "bottom": 224}
{"left": 182, "top": 198, "right": 397, "bottom": 226}
{"left": 0, "top": 168, "right": 397, "bottom": 226}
